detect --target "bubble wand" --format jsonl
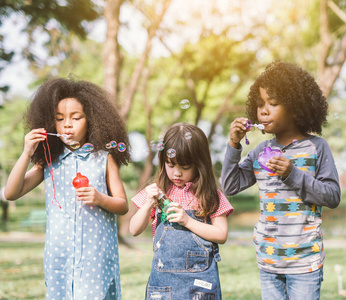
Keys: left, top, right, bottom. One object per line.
{"left": 45, "top": 132, "right": 81, "bottom": 149}
{"left": 46, "top": 132, "right": 69, "bottom": 139}
{"left": 244, "top": 121, "right": 264, "bottom": 145}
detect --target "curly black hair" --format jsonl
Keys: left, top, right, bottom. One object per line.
{"left": 246, "top": 60, "right": 328, "bottom": 135}
{"left": 26, "top": 78, "right": 131, "bottom": 167}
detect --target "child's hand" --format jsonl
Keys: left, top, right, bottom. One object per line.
{"left": 166, "top": 202, "right": 190, "bottom": 226}
{"left": 24, "top": 128, "right": 46, "bottom": 157}
{"left": 266, "top": 156, "right": 293, "bottom": 179}
{"left": 145, "top": 183, "right": 161, "bottom": 208}
{"left": 76, "top": 186, "right": 102, "bottom": 206}
{"left": 229, "top": 117, "right": 250, "bottom": 148}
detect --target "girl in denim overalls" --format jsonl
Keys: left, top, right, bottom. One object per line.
{"left": 130, "top": 123, "right": 234, "bottom": 299}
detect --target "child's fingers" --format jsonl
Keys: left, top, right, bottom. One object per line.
{"left": 167, "top": 203, "right": 184, "bottom": 214}
{"left": 267, "top": 156, "right": 288, "bottom": 167}
{"left": 231, "top": 118, "right": 249, "bottom": 131}
{"left": 267, "top": 157, "right": 293, "bottom": 177}
{"left": 167, "top": 202, "right": 180, "bottom": 209}
{"left": 145, "top": 183, "right": 161, "bottom": 197}
{"left": 26, "top": 129, "right": 46, "bottom": 140}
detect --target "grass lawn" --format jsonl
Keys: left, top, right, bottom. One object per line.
{"left": 0, "top": 239, "right": 345, "bottom": 299}
{"left": 1, "top": 193, "right": 345, "bottom": 298}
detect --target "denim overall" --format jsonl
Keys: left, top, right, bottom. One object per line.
{"left": 146, "top": 210, "right": 222, "bottom": 300}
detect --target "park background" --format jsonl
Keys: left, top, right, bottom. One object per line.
{"left": 0, "top": 0, "right": 345, "bottom": 299}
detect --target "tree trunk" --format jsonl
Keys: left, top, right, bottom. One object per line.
{"left": 103, "top": 0, "right": 123, "bottom": 100}
{"left": 318, "top": 0, "right": 346, "bottom": 98}
{"left": 120, "top": 0, "right": 172, "bottom": 121}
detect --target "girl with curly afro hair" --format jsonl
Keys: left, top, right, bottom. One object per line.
{"left": 222, "top": 61, "right": 340, "bottom": 300}
{"left": 5, "top": 77, "right": 131, "bottom": 299}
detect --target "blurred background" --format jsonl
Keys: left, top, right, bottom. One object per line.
{"left": 0, "top": 0, "right": 345, "bottom": 298}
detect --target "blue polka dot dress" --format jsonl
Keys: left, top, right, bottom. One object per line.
{"left": 43, "top": 147, "right": 122, "bottom": 300}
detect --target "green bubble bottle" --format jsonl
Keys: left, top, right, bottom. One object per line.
{"left": 157, "top": 193, "right": 174, "bottom": 222}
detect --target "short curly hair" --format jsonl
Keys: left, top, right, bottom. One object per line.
{"left": 26, "top": 78, "right": 131, "bottom": 167}
{"left": 246, "top": 60, "right": 328, "bottom": 135}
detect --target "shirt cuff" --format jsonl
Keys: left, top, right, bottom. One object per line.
{"left": 225, "top": 143, "right": 243, "bottom": 162}
{"left": 282, "top": 165, "right": 304, "bottom": 188}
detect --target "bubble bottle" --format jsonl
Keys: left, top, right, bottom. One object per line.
{"left": 157, "top": 193, "right": 175, "bottom": 222}
{"left": 72, "top": 172, "right": 89, "bottom": 188}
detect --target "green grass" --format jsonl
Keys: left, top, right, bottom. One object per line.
{"left": 0, "top": 190, "right": 345, "bottom": 298}
{"left": 0, "top": 240, "right": 345, "bottom": 299}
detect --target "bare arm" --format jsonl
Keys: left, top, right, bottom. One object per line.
{"left": 76, "top": 154, "right": 128, "bottom": 215}
{"left": 129, "top": 183, "right": 160, "bottom": 236}
{"left": 5, "top": 128, "right": 46, "bottom": 200}
{"left": 167, "top": 202, "right": 229, "bottom": 244}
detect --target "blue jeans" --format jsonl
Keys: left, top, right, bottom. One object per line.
{"left": 259, "top": 268, "right": 323, "bottom": 300}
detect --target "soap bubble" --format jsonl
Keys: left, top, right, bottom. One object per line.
{"left": 150, "top": 140, "right": 156, "bottom": 147}
{"left": 105, "top": 140, "right": 126, "bottom": 152}
{"left": 157, "top": 142, "right": 165, "bottom": 151}
{"left": 180, "top": 99, "right": 190, "bottom": 109}
{"left": 167, "top": 148, "right": 176, "bottom": 158}
{"left": 66, "top": 140, "right": 80, "bottom": 149}
{"left": 184, "top": 131, "right": 192, "bottom": 140}
{"left": 118, "top": 142, "right": 126, "bottom": 152}
{"left": 81, "top": 143, "right": 94, "bottom": 151}
{"left": 292, "top": 139, "right": 298, "bottom": 145}
{"left": 158, "top": 134, "right": 164, "bottom": 142}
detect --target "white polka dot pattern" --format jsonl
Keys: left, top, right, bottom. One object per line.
{"left": 44, "top": 147, "right": 121, "bottom": 299}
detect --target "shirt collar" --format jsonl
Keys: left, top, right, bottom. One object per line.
{"left": 58, "top": 146, "right": 92, "bottom": 160}
{"left": 170, "top": 181, "right": 195, "bottom": 192}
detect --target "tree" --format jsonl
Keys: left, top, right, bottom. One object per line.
{"left": 1, "top": 0, "right": 345, "bottom": 239}
{"left": 0, "top": 37, "right": 14, "bottom": 97}
{"left": 103, "top": 0, "right": 172, "bottom": 120}
{"left": 318, "top": 0, "right": 346, "bottom": 98}
{"left": 0, "top": 0, "right": 102, "bottom": 86}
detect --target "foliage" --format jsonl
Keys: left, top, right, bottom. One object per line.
{"left": 0, "top": 36, "right": 14, "bottom": 95}
{"left": 322, "top": 87, "right": 346, "bottom": 174}
{"left": 0, "top": 0, "right": 102, "bottom": 92}
{"left": 0, "top": 98, "right": 28, "bottom": 176}
{"left": 31, "top": 38, "right": 105, "bottom": 86}
{"left": 0, "top": 0, "right": 100, "bottom": 35}
{"left": 0, "top": 0, "right": 345, "bottom": 240}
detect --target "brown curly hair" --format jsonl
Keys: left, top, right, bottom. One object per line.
{"left": 26, "top": 78, "right": 131, "bottom": 167}
{"left": 246, "top": 60, "right": 328, "bottom": 135}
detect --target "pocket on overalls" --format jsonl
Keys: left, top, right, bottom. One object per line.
{"left": 187, "top": 250, "right": 209, "bottom": 271}
{"left": 146, "top": 286, "right": 171, "bottom": 300}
